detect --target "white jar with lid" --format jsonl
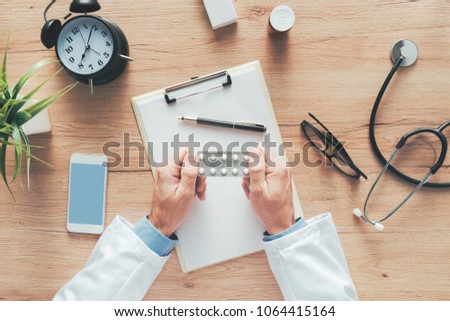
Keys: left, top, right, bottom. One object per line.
{"left": 268, "top": 5, "right": 296, "bottom": 35}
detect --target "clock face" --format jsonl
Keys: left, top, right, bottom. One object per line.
{"left": 56, "top": 16, "right": 115, "bottom": 76}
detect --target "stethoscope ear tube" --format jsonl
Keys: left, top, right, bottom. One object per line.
{"left": 355, "top": 147, "right": 434, "bottom": 230}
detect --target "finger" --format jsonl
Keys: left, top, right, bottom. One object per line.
{"left": 247, "top": 146, "right": 267, "bottom": 191}
{"left": 241, "top": 179, "right": 250, "bottom": 200}
{"left": 155, "top": 161, "right": 178, "bottom": 183}
{"left": 273, "top": 151, "right": 291, "bottom": 181}
{"left": 197, "top": 181, "right": 207, "bottom": 201}
{"left": 164, "top": 148, "right": 190, "bottom": 182}
{"left": 196, "top": 175, "right": 207, "bottom": 200}
{"left": 173, "top": 147, "right": 189, "bottom": 167}
{"left": 179, "top": 152, "right": 198, "bottom": 195}
{"left": 194, "top": 153, "right": 206, "bottom": 194}
{"left": 267, "top": 150, "right": 286, "bottom": 175}
{"left": 243, "top": 176, "right": 250, "bottom": 188}
{"left": 196, "top": 174, "right": 206, "bottom": 193}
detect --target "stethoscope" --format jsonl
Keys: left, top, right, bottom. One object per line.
{"left": 353, "top": 39, "right": 450, "bottom": 231}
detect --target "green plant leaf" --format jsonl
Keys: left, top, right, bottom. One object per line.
{"left": 0, "top": 93, "right": 12, "bottom": 115}
{"left": 0, "top": 138, "right": 19, "bottom": 145}
{"left": 2, "top": 98, "right": 26, "bottom": 120}
{"left": 22, "top": 82, "right": 77, "bottom": 118}
{"left": 0, "top": 139, "right": 43, "bottom": 149}
{"left": 22, "top": 67, "right": 63, "bottom": 102}
{"left": 15, "top": 111, "right": 32, "bottom": 127}
{"left": 19, "top": 127, "right": 30, "bottom": 190}
{"left": 1, "top": 34, "right": 9, "bottom": 99}
{"left": 0, "top": 120, "right": 13, "bottom": 129}
{"left": 1, "top": 35, "right": 75, "bottom": 196}
{"left": 25, "top": 150, "right": 52, "bottom": 167}
{"left": 0, "top": 135, "right": 14, "bottom": 198}
{"left": 11, "top": 124, "right": 22, "bottom": 183}
{"left": 6, "top": 59, "right": 56, "bottom": 122}
{"left": 0, "top": 78, "right": 8, "bottom": 97}
{"left": 11, "top": 59, "right": 54, "bottom": 100}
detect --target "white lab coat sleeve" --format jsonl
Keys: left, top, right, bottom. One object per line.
{"left": 263, "top": 213, "right": 358, "bottom": 301}
{"left": 53, "top": 216, "right": 169, "bottom": 301}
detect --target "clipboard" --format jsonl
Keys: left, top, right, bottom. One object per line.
{"left": 131, "top": 60, "right": 304, "bottom": 273}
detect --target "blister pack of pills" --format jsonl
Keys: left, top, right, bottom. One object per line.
{"left": 198, "top": 151, "right": 249, "bottom": 177}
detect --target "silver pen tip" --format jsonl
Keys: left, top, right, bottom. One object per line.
{"left": 176, "top": 116, "right": 183, "bottom": 120}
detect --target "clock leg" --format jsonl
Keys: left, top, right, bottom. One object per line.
{"left": 89, "top": 78, "right": 94, "bottom": 95}
{"left": 119, "top": 54, "right": 133, "bottom": 61}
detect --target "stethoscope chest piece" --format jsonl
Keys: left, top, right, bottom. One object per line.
{"left": 391, "top": 39, "right": 419, "bottom": 67}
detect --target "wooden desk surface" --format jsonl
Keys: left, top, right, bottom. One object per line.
{"left": 1, "top": 0, "right": 449, "bottom": 300}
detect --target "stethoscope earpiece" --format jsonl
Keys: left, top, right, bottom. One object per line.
{"left": 353, "top": 208, "right": 384, "bottom": 232}
{"left": 374, "top": 223, "right": 384, "bottom": 232}
{"left": 353, "top": 208, "right": 363, "bottom": 218}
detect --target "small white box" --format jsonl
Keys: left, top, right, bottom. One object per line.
{"left": 203, "top": 0, "right": 238, "bottom": 30}
{"left": 20, "top": 100, "right": 52, "bottom": 136}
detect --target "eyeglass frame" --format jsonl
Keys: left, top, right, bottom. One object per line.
{"left": 300, "top": 113, "right": 368, "bottom": 180}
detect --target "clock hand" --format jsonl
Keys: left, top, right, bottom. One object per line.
{"left": 79, "top": 30, "right": 87, "bottom": 46}
{"left": 80, "top": 47, "right": 88, "bottom": 63}
{"left": 88, "top": 47, "right": 101, "bottom": 55}
{"left": 87, "top": 25, "right": 95, "bottom": 46}
{"left": 79, "top": 28, "right": 91, "bottom": 63}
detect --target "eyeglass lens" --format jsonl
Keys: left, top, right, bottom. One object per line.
{"left": 303, "top": 122, "right": 362, "bottom": 178}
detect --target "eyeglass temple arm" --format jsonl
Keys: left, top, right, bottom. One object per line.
{"left": 307, "top": 113, "right": 332, "bottom": 133}
{"left": 438, "top": 121, "right": 450, "bottom": 132}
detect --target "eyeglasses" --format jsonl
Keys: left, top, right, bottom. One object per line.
{"left": 301, "top": 113, "right": 367, "bottom": 179}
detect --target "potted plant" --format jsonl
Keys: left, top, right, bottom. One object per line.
{"left": 0, "top": 37, "right": 76, "bottom": 195}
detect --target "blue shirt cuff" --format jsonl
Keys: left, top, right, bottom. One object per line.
{"left": 133, "top": 216, "right": 178, "bottom": 257}
{"left": 263, "top": 217, "right": 306, "bottom": 242}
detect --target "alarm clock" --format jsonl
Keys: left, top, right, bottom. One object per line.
{"left": 40, "top": 0, "right": 133, "bottom": 94}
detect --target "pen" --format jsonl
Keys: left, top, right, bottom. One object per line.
{"left": 176, "top": 116, "right": 267, "bottom": 133}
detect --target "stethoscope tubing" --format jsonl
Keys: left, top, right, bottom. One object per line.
{"left": 361, "top": 147, "right": 433, "bottom": 226}
{"left": 359, "top": 43, "right": 449, "bottom": 228}
{"left": 369, "top": 57, "right": 450, "bottom": 188}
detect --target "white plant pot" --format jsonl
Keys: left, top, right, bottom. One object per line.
{"left": 20, "top": 100, "right": 52, "bottom": 136}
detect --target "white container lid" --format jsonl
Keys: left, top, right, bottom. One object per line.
{"left": 269, "top": 5, "right": 295, "bottom": 32}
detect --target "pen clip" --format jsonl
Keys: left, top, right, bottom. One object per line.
{"left": 239, "top": 121, "right": 266, "bottom": 128}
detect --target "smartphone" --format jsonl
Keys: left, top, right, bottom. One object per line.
{"left": 67, "top": 153, "right": 108, "bottom": 234}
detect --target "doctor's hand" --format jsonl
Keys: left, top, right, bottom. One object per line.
{"left": 242, "top": 147, "right": 295, "bottom": 235}
{"left": 149, "top": 149, "right": 207, "bottom": 237}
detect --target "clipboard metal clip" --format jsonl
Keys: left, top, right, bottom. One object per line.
{"left": 164, "top": 70, "right": 232, "bottom": 104}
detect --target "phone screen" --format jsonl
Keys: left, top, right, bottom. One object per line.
{"left": 68, "top": 162, "right": 106, "bottom": 225}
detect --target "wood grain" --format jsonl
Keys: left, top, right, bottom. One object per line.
{"left": 0, "top": 0, "right": 449, "bottom": 300}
